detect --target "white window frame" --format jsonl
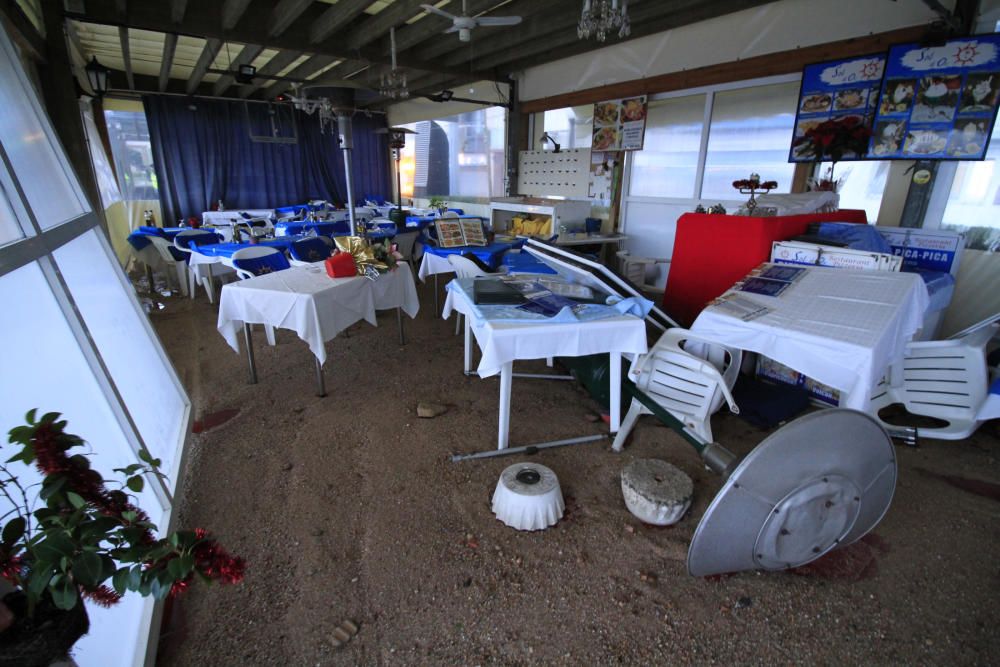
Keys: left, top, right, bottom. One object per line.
{"left": 621, "top": 72, "right": 802, "bottom": 211}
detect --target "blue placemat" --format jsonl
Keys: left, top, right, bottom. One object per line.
{"left": 196, "top": 235, "right": 309, "bottom": 258}
{"left": 502, "top": 252, "right": 558, "bottom": 275}
{"left": 424, "top": 241, "right": 519, "bottom": 270}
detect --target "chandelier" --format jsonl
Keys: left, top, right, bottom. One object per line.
{"left": 288, "top": 86, "right": 337, "bottom": 134}
{"left": 577, "top": 0, "right": 630, "bottom": 42}
{"left": 379, "top": 27, "right": 409, "bottom": 100}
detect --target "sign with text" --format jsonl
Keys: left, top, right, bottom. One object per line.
{"left": 592, "top": 96, "right": 646, "bottom": 151}
{"left": 789, "top": 53, "right": 886, "bottom": 163}
{"left": 870, "top": 34, "right": 1000, "bottom": 160}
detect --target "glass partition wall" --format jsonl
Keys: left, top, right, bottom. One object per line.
{"left": 0, "top": 27, "right": 191, "bottom": 667}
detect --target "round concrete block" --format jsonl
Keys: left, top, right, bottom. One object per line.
{"left": 621, "top": 459, "right": 693, "bottom": 526}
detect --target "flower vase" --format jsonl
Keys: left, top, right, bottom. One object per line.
{"left": 0, "top": 591, "right": 89, "bottom": 667}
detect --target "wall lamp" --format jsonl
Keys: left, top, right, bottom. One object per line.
{"left": 540, "top": 132, "right": 561, "bottom": 153}
{"left": 84, "top": 56, "right": 111, "bottom": 98}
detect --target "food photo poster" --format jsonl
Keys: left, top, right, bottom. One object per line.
{"left": 789, "top": 53, "right": 886, "bottom": 162}
{"left": 592, "top": 96, "right": 647, "bottom": 151}
{"left": 870, "top": 34, "right": 1000, "bottom": 160}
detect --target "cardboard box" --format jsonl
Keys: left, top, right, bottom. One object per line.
{"left": 756, "top": 356, "right": 840, "bottom": 407}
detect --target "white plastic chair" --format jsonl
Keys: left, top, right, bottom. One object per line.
{"left": 393, "top": 230, "right": 420, "bottom": 272}
{"left": 173, "top": 229, "right": 226, "bottom": 302}
{"left": 146, "top": 236, "right": 189, "bottom": 296}
{"left": 612, "top": 328, "right": 742, "bottom": 450}
{"left": 616, "top": 250, "right": 670, "bottom": 294}
{"left": 440, "top": 210, "right": 460, "bottom": 219}
{"left": 870, "top": 320, "right": 998, "bottom": 440}
{"left": 237, "top": 216, "right": 274, "bottom": 240}
{"left": 230, "top": 246, "right": 291, "bottom": 346}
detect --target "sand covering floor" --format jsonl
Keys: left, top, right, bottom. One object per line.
{"left": 144, "top": 278, "right": 1000, "bottom": 666}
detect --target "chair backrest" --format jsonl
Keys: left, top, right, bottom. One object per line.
{"left": 148, "top": 236, "right": 186, "bottom": 263}
{"left": 289, "top": 237, "right": 332, "bottom": 263}
{"left": 393, "top": 231, "right": 420, "bottom": 260}
{"left": 238, "top": 217, "right": 274, "bottom": 238}
{"left": 897, "top": 323, "right": 996, "bottom": 416}
{"left": 174, "top": 229, "right": 221, "bottom": 253}
{"left": 231, "top": 246, "right": 291, "bottom": 280}
{"left": 448, "top": 254, "right": 489, "bottom": 278}
{"left": 440, "top": 210, "right": 460, "bottom": 219}
{"left": 368, "top": 217, "right": 396, "bottom": 231}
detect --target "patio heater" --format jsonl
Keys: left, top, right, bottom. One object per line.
{"left": 375, "top": 126, "right": 417, "bottom": 227}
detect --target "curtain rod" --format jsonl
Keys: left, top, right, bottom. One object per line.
{"left": 105, "top": 89, "right": 387, "bottom": 115}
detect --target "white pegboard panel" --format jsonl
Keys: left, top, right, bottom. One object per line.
{"left": 517, "top": 149, "right": 590, "bottom": 198}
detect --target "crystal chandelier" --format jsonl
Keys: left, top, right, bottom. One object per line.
{"left": 577, "top": 0, "right": 630, "bottom": 42}
{"left": 287, "top": 85, "right": 337, "bottom": 134}
{"left": 379, "top": 27, "right": 409, "bottom": 100}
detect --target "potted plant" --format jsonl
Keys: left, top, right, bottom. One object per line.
{"left": 0, "top": 411, "right": 244, "bottom": 667}
{"left": 428, "top": 196, "right": 448, "bottom": 215}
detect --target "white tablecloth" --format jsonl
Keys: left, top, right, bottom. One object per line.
{"left": 202, "top": 209, "right": 275, "bottom": 226}
{"left": 442, "top": 280, "right": 648, "bottom": 378}
{"left": 217, "top": 264, "right": 419, "bottom": 365}
{"left": 417, "top": 252, "right": 453, "bottom": 282}
{"left": 690, "top": 265, "right": 929, "bottom": 409}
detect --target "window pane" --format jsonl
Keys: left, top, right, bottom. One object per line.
{"left": 542, "top": 105, "right": 593, "bottom": 150}
{"left": 400, "top": 107, "right": 506, "bottom": 202}
{"left": 816, "top": 160, "right": 889, "bottom": 221}
{"left": 701, "top": 82, "right": 799, "bottom": 200}
{"left": 630, "top": 94, "right": 706, "bottom": 198}
{"left": 0, "top": 261, "right": 163, "bottom": 667}
{"left": 104, "top": 110, "right": 159, "bottom": 200}
{"left": 54, "top": 229, "right": 188, "bottom": 486}
{"left": 0, "top": 172, "right": 24, "bottom": 247}
{"left": 0, "top": 41, "right": 87, "bottom": 227}
{"left": 941, "top": 120, "right": 1000, "bottom": 250}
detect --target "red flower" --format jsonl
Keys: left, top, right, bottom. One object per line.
{"left": 82, "top": 585, "right": 122, "bottom": 608}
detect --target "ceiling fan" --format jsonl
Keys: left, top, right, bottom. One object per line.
{"left": 420, "top": 0, "right": 522, "bottom": 42}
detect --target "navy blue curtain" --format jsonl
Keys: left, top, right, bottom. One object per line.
{"left": 143, "top": 95, "right": 391, "bottom": 225}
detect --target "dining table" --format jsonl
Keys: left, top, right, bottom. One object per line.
{"left": 217, "top": 263, "right": 420, "bottom": 395}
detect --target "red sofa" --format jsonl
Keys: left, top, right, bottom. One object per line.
{"left": 662, "top": 210, "right": 868, "bottom": 325}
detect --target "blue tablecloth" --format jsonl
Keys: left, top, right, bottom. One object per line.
{"left": 127, "top": 226, "right": 189, "bottom": 250}
{"left": 195, "top": 235, "right": 310, "bottom": 258}
{"left": 502, "top": 252, "right": 558, "bottom": 275}
{"left": 422, "top": 241, "right": 518, "bottom": 270}
{"left": 275, "top": 220, "right": 354, "bottom": 236}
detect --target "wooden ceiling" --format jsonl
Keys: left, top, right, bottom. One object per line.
{"left": 59, "top": 0, "right": 776, "bottom": 108}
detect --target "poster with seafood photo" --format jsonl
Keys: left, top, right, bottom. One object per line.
{"left": 789, "top": 53, "right": 886, "bottom": 162}
{"left": 591, "top": 96, "right": 647, "bottom": 151}
{"left": 871, "top": 35, "right": 1000, "bottom": 160}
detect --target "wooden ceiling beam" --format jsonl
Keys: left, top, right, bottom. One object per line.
{"left": 213, "top": 43, "right": 263, "bottom": 96}
{"left": 221, "top": 0, "right": 253, "bottom": 31}
{"left": 158, "top": 32, "right": 177, "bottom": 92}
{"left": 185, "top": 36, "right": 222, "bottom": 94}
{"left": 266, "top": 53, "right": 338, "bottom": 98}
{"left": 0, "top": 0, "right": 47, "bottom": 62}
{"left": 269, "top": 0, "right": 315, "bottom": 38}
{"left": 309, "top": 0, "right": 374, "bottom": 44}
{"left": 342, "top": 0, "right": 426, "bottom": 51}
{"left": 63, "top": 1, "right": 504, "bottom": 82}
{"left": 237, "top": 48, "right": 302, "bottom": 98}
{"left": 170, "top": 0, "right": 188, "bottom": 24}
{"left": 118, "top": 26, "right": 134, "bottom": 90}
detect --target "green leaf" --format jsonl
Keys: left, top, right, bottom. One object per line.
{"left": 128, "top": 565, "right": 143, "bottom": 590}
{"left": 40, "top": 412, "right": 60, "bottom": 425}
{"left": 126, "top": 476, "right": 144, "bottom": 493}
{"left": 138, "top": 448, "right": 153, "bottom": 465}
{"left": 66, "top": 492, "right": 86, "bottom": 509}
{"left": 51, "top": 577, "right": 79, "bottom": 610}
{"left": 2, "top": 517, "right": 25, "bottom": 546}
{"left": 33, "top": 533, "right": 76, "bottom": 562}
{"left": 121, "top": 511, "right": 137, "bottom": 523}
{"left": 112, "top": 567, "right": 130, "bottom": 595}
{"left": 72, "top": 552, "right": 103, "bottom": 587}
{"left": 7, "top": 425, "right": 32, "bottom": 445}
{"left": 149, "top": 577, "right": 171, "bottom": 600}
{"left": 28, "top": 568, "right": 53, "bottom": 596}
{"left": 39, "top": 475, "right": 68, "bottom": 501}
{"left": 25, "top": 408, "right": 37, "bottom": 424}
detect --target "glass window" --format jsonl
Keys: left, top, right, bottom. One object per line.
{"left": 0, "top": 44, "right": 86, "bottom": 227}
{"left": 940, "top": 120, "right": 1000, "bottom": 250}
{"left": 104, "top": 110, "right": 159, "bottom": 200}
{"left": 701, "top": 81, "right": 799, "bottom": 200}
{"left": 400, "top": 107, "right": 506, "bottom": 202}
{"left": 541, "top": 105, "right": 593, "bottom": 150}
{"left": 816, "top": 160, "right": 889, "bottom": 221}
{"left": 0, "top": 173, "right": 24, "bottom": 248}
{"left": 54, "top": 230, "right": 188, "bottom": 485}
{"left": 630, "top": 94, "right": 706, "bottom": 198}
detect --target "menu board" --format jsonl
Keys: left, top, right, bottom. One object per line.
{"left": 870, "top": 35, "right": 1000, "bottom": 160}
{"left": 592, "top": 96, "right": 647, "bottom": 151}
{"left": 789, "top": 54, "right": 886, "bottom": 162}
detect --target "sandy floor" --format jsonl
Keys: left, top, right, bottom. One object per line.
{"left": 145, "top": 277, "right": 1000, "bottom": 666}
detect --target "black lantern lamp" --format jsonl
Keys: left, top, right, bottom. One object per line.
{"left": 84, "top": 56, "right": 111, "bottom": 98}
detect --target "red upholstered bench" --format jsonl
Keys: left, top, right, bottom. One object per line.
{"left": 662, "top": 210, "right": 868, "bottom": 326}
